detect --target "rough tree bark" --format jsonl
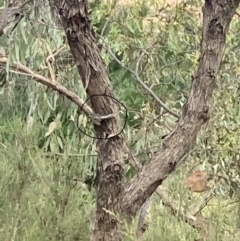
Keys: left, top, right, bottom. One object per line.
{"left": 52, "top": 0, "right": 240, "bottom": 240}
{"left": 121, "top": 0, "right": 240, "bottom": 218}
{"left": 54, "top": 1, "right": 125, "bottom": 240}
{"left": 0, "top": 0, "right": 28, "bottom": 36}
{"left": 0, "top": 0, "right": 238, "bottom": 240}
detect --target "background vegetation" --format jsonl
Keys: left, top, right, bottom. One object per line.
{"left": 0, "top": 0, "right": 240, "bottom": 240}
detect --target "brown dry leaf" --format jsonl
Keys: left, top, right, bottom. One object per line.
{"left": 187, "top": 170, "right": 209, "bottom": 193}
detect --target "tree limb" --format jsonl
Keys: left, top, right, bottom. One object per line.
{"left": 122, "top": 0, "right": 240, "bottom": 218}
{"left": 124, "top": 145, "right": 208, "bottom": 241}
{"left": 0, "top": 56, "right": 93, "bottom": 116}
{"left": 54, "top": 1, "right": 125, "bottom": 240}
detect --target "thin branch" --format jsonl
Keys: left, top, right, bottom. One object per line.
{"left": 0, "top": 142, "right": 7, "bottom": 148}
{"left": 42, "top": 152, "right": 97, "bottom": 157}
{"left": 45, "top": 45, "right": 66, "bottom": 84}
{"left": 193, "top": 193, "right": 214, "bottom": 216}
{"left": 89, "top": 112, "right": 116, "bottom": 125}
{"left": 26, "top": 91, "right": 39, "bottom": 133}
{"left": 101, "top": 40, "right": 180, "bottom": 118}
{"left": 0, "top": 56, "right": 93, "bottom": 116}
{"left": 100, "top": 0, "right": 119, "bottom": 38}
{"left": 235, "top": 11, "right": 240, "bottom": 17}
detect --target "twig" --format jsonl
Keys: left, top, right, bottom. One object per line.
{"left": 100, "top": 0, "right": 118, "bottom": 37}
{"left": 235, "top": 11, "right": 240, "bottom": 18}
{"left": 42, "top": 152, "right": 97, "bottom": 157}
{"left": 11, "top": 203, "right": 20, "bottom": 241}
{"left": 193, "top": 193, "right": 214, "bottom": 216}
{"left": 89, "top": 112, "right": 116, "bottom": 125}
{"left": 0, "top": 142, "right": 7, "bottom": 148}
{"left": 0, "top": 56, "right": 93, "bottom": 116}
{"left": 45, "top": 45, "right": 66, "bottom": 84}
{"left": 101, "top": 41, "right": 180, "bottom": 118}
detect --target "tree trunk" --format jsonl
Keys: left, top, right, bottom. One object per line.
{"left": 121, "top": 0, "right": 240, "bottom": 218}
{"left": 0, "top": 0, "right": 238, "bottom": 240}
{"left": 54, "top": 1, "right": 125, "bottom": 240}
{"left": 53, "top": 0, "right": 240, "bottom": 240}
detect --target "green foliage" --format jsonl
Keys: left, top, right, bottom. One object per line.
{"left": 0, "top": 120, "right": 95, "bottom": 240}
{"left": 1, "top": 0, "right": 240, "bottom": 240}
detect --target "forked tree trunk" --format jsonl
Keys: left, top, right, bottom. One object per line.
{"left": 0, "top": 0, "right": 238, "bottom": 240}
{"left": 52, "top": 1, "right": 240, "bottom": 240}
